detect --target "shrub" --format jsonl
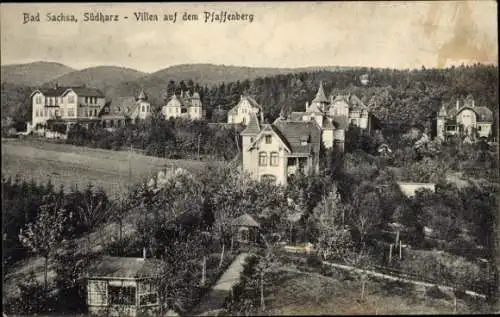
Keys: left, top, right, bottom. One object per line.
{"left": 306, "top": 253, "right": 323, "bottom": 269}
{"left": 425, "top": 285, "right": 452, "bottom": 300}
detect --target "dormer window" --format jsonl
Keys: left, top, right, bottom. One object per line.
{"left": 300, "top": 136, "right": 309, "bottom": 146}
{"left": 265, "top": 135, "right": 272, "bottom": 144}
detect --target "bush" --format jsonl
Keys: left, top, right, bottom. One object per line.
{"left": 5, "top": 271, "right": 56, "bottom": 314}
{"left": 425, "top": 285, "right": 452, "bottom": 300}
{"left": 306, "top": 253, "right": 323, "bottom": 269}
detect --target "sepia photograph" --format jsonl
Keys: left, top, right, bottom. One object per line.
{"left": 1, "top": 1, "right": 499, "bottom": 316}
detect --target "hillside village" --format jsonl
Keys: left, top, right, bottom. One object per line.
{"left": 2, "top": 62, "right": 499, "bottom": 317}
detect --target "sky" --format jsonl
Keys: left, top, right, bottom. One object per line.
{"left": 1, "top": 1, "right": 498, "bottom": 73}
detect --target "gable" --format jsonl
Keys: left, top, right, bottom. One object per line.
{"left": 247, "top": 125, "right": 291, "bottom": 153}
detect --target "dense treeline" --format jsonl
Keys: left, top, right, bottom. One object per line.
{"left": 2, "top": 176, "right": 109, "bottom": 272}
{"left": 191, "top": 64, "right": 498, "bottom": 129}
{"left": 65, "top": 116, "right": 241, "bottom": 160}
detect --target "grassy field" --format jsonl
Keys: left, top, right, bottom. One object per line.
{"left": 1, "top": 138, "right": 217, "bottom": 199}
{"left": 255, "top": 265, "right": 489, "bottom": 315}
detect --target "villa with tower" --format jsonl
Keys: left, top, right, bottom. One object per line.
{"left": 99, "top": 89, "right": 151, "bottom": 130}
{"left": 436, "top": 94, "right": 493, "bottom": 141}
{"left": 162, "top": 90, "right": 203, "bottom": 120}
{"left": 288, "top": 82, "right": 378, "bottom": 150}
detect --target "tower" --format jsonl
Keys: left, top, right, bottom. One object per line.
{"left": 311, "top": 81, "right": 329, "bottom": 112}
{"left": 190, "top": 91, "right": 203, "bottom": 119}
{"left": 436, "top": 102, "right": 447, "bottom": 140}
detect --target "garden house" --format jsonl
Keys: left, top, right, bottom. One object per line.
{"left": 231, "top": 213, "right": 260, "bottom": 244}
{"left": 86, "top": 253, "right": 165, "bottom": 317}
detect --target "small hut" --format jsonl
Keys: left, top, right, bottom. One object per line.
{"left": 86, "top": 252, "right": 165, "bottom": 317}
{"left": 231, "top": 213, "right": 260, "bottom": 244}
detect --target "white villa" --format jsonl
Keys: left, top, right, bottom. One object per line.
{"left": 162, "top": 91, "right": 203, "bottom": 120}
{"left": 227, "top": 95, "right": 263, "bottom": 125}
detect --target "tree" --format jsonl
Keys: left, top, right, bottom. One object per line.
{"left": 77, "top": 184, "right": 109, "bottom": 251}
{"left": 19, "top": 195, "right": 67, "bottom": 292}
{"left": 253, "top": 247, "right": 279, "bottom": 311}
{"left": 344, "top": 247, "right": 373, "bottom": 302}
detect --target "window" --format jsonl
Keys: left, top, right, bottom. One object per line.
{"left": 94, "top": 109, "right": 98, "bottom": 117}
{"left": 68, "top": 95, "right": 75, "bottom": 103}
{"left": 44, "top": 109, "right": 47, "bottom": 117}
{"left": 109, "top": 286, "right": 136, "bottom": 306}
{"left": 142, "top": 105, "right": 145, "bottom": 112}
{"left": 259, "top": 152, "right": 267, "bottom": 166}
{"left": 35, "top": 95, "right": 42, "bottom": 104}
{"left": 147, "top": 105, "right": 150, "bottom": 112}
{"left": 478, "top": 126, "right": 482, "bottom": 131}
{"left": 88, "top": 280, "right": 107, "bottom": 306}
{"left": 351, "top": 119, "right": 357, "bottom": 125}
{"left": 138, "top": 282, "right": 158, "bottom": 306}
{"left": 250, "top": 137, "right": 254, "bottom": 143}
{"left": 35, "top": 109, "right": 39, "bottom": 117}
{"left": 49, "top": 98, "right": 53, "bottom": 106}
{"left": 84, "top": 110, "right": 88, "bottom": 117}
{"left": 265, "top": 135, "right": 272, "bottom": 144}
{"left": 60, "top": 110, "right": 65, "bottom": 117}
{"left": 55, "top": 109, "right": 59, "bottom": 117}
{"left": 270, "top": 152, "right": 279, "bottom": 166}
{"left": 68, "top": 109, "right": 75, "bottom": 117}
{"left": 85, "top": 97, "right": 89, "bottom": 103}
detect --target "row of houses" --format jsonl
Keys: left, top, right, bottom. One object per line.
{"left": 29, "top": 86, "right": 205, "bottom": 134}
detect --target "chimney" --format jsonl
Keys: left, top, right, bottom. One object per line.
{"left": 456, "top": 99, "right": 459, "bottom": 110}
{"left": 305, "top": 101, "right": 309, "bottom": 111}
{"left": 142, "top": 247, "right": 146, "bottom": 260}
{"left": 472, "top": 99, "right": 475, "bottom": 108}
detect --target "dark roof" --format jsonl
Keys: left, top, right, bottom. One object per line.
{"left": 87, "top": 256, "right": 164, "bottom": 279}
{"left": 232, "top": 213, "right": 260, "bottom": 227}
{"left": 34, "top": 86, "right": 105, "bottom": 98}
{"left": 241, "top": 111, "right": 261, "bottom": 135}
{"left": 272, "top": 120, "right": 321, "bottom": 155}
{"left": 108, "top": 96, "right": 139, "bottom": 117}
{"left": 70, "top": 87, "right": 105, "bottom": 97}
{"left": 475, "top": 106, "right": 493, "bottom": 122}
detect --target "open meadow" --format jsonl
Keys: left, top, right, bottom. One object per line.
{"left": 1, "top": 138, "right": 215, "bottom": 199}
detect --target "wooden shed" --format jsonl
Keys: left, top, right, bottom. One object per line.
{"left": 86, "top": 254, "right": 165, "bottom": 317}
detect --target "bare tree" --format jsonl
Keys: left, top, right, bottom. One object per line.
{"left": 344, "top": 247, "right": 373, "bottom": 302}
{"left": 19, "top": 195, "right": 67, "bottom": 292}
{"left": 77, "top": 184, "right": 109, "bottom": 251}
{"left": 254, "top": 246, "right": 279, "bottom": 311}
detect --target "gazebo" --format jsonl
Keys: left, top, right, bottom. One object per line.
{"left": 231, "top": 213, "right": 260, "bottom": 244}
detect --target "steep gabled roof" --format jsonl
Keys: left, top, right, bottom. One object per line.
{"left": 241, "top": 111, "right": 261, "bottom": 135}
{"left": 474, "top": 106, "right": 493, "bottom": 122}
{"left": 312, "top": 81, "right": 329, "bottom": 104}
{"left": 232, "top": 213, "right": 260, "bottom": 228}
{"left": 228, "top": 95, "right": 262, "bottom": 115}
{"left": 138, "top": 89, "right": 147, "bottom": 101}
{"left": 105, "top": 96, "right": 139, "bottom": 117}
{"left": 65, "top": 87, "right": 105, "bottom": 98}
{"left": 272, "top": 120, "right": 321, "bottom": 155}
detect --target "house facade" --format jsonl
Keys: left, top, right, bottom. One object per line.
{"left": 436, "top": 94, "right": 494, "bottom": 141}
{"left": 289, "top": 82, "right": 377, "bottom": 150}
{"left": 31, "top": 86, "right": 106, "bottom": 132}
{"left": 99, "top": 89, "right": 151, "bottom": 130}
{"left": 162, "top": 91, "right": 203, "bottom": 120}
{"left": 241, "top": 112, "right": 321, "bottom": 186}
{"left": 86, "top": 255, "right": 164, "bottom": 317}
{"left": 227, "top": 95, "right": 263, "bottom": 125}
